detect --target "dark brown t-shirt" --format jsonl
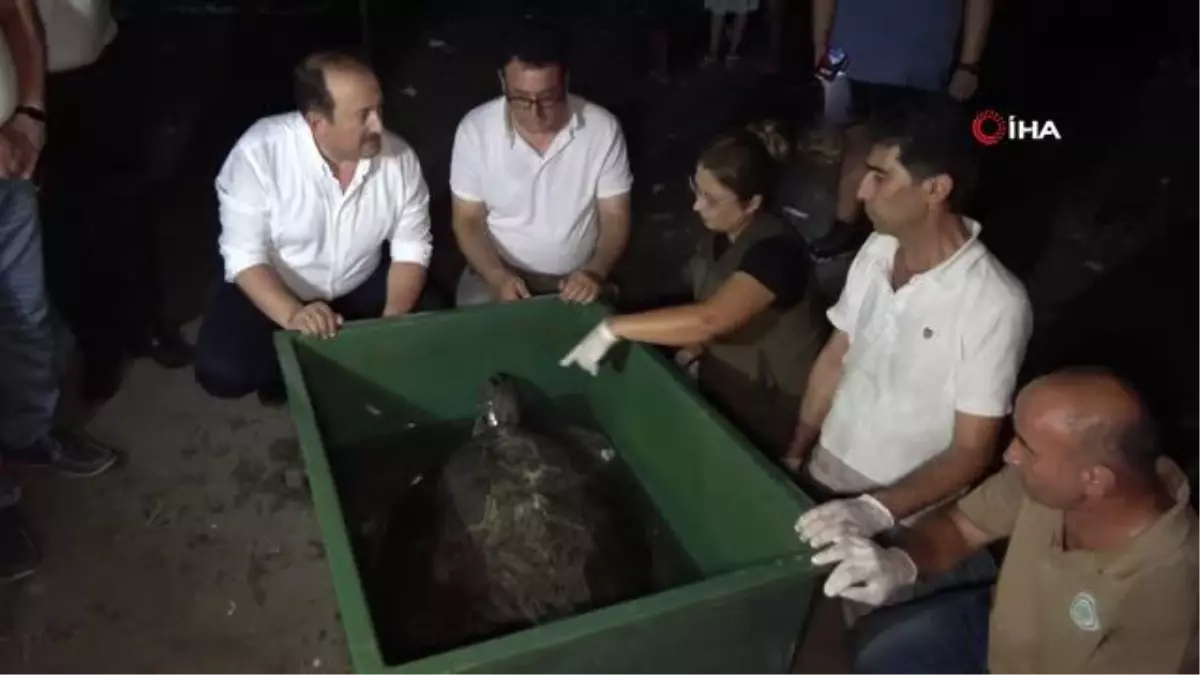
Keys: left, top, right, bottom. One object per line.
{"left": 957, "top": 459, "right": 1199, "bottom": 673}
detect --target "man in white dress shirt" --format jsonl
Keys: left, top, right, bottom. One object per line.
{"left": 194, "top": 51, "right": 442, "bottom": 404}
{"left": 786, "top": 101, "right": 1032, "bottom": 586}
{"left": 449, "top": 23, "right": 633, "bottom": 306}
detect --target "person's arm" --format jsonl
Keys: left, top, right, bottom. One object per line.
{"left": 909, "top": 464, "right": 1021, "bottom": 569}
{"left": 0, "top": 0, "right": 43, "bottom": 109}
{"left": 871, "top": 412, "right": 1001, "bottom": 520}
{"left": 874, "top": 286, "right": 1032, "bottom": 520}
{"left": 608, "top": 271, "right": 775, "bottom": 346}
{"left": 383, "top": 145, "right": 433, "bottom": 316}
{"left": 448, "top": 121, "right": 510, "bottom": 286}
{"left": 959, "top": 0, "right": 993, "bottom": 67}
{"left": 580, "top": 125, "right": 634, "bottom": 280}
{"left": 215, "top": 144, "right": 303, "bottom": 328}
{"left": 785, "top": 236, "right": 875, "bottom": 461}
{"left": 608, "top": 236, "right": 808, "bottom": 345}
{"left": 0, "top": 0, "right": 45, "bottom": 179}
{"left": 581, "top": 192, "right": 630, "bottom": 280}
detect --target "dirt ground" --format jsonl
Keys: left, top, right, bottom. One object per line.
{"left": 0, "top": 0, "right": 1194, "bottom": 672}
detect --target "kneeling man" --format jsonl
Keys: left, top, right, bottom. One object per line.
{"left": 449, "top": 24, "right": 633, "bottom": 306}
{"left": 195, "top": 51, "right": 441, "bottom": 404}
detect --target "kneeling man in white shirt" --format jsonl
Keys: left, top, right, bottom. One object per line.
{"left": 788, "top": 100, "right": 1033, "bottom": 569}
{"left": 195, "top": 51, "right": 442, "bottom": 404}
{"left": 449, "top": 25, "right": 633, "bottom": 306}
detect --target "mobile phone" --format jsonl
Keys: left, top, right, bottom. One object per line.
{"left": 815, "top": 46, "right": 849, "bottom": 82}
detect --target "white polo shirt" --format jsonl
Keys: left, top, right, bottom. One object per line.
{"left": 215, "top": 112, "right": 432, "bottom": 302}
{"left": 449, "top": 94, "right": 633, "bottom": 276}
{"left": 817, "top": 219, "right": 1033, "bottom": 487}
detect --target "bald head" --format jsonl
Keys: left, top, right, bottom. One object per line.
{"left": 1021, "top": 367, "right": 1160, "bottom": 482}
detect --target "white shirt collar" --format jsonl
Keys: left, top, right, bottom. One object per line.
{"left": 874, "top": 217, "right": 987, "bottom": 289}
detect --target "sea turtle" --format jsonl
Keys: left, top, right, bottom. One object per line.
{"left": 378, "top": 373, "right": 653, "bottom": 659}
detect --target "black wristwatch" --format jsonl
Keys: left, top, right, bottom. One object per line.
{"left": 956, "top": 62, "right": 979, "bottom": 76}
{"left": 14, "top": 105, "right": 45, "bottom": 123}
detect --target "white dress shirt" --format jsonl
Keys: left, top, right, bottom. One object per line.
{"left": 215, "top": 112, "right": 432, "bottom": 302}
{"left": 449, "top": 94, "right": 633, "bottom": 276}
{"left": 815, "top": 218, "right": 1033, "bottom": 487}
{"left": 38, "top": 0, "right": 118, "bottom": 73}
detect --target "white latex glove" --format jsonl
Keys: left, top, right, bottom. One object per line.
{"left": 811, "top": 535, "right": 917, "bottom": 606}
{"left": 559, "top": 320, "right": 620, "bottom": 376}
{"left": 793, "top": 494, "right": 895, "bottom": 549}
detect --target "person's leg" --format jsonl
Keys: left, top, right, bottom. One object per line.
{"left": 704, "top": 10, "right": 723, "bottom": 63}
{"left": 810, "top": 79, "right": 875, "bottom": 259}
{"left": 851, "top": 586, "right": 992, "bottom": 674}
{"left": 193, "top": 282, "right": 281, "bottom": 402}
{"left": 0, "top": 180, "right": 118, "bottom": 478}
{"left": 766, "top": 0, "right": 786, "bottom": 70}
{"left": 0, "top": 181, "right": 59, "bottom": 454}
{"left": 726, "top": 10, "right": 750, "bottom": 63}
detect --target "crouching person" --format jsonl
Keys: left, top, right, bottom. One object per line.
{"left": 195, "top": 51, "right": 445, "bottom": 405}
{"left": 812, "top": 368, "right": 1199, "bottom": 674}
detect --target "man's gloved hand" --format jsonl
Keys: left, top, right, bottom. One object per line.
{"left": 559, "top": 320, "right": 620, "bottom": 376}
{"left": 794, "top": 494, "right": 895, "bottom": 549}
{"left": 812, "top": 535, "right": 917, "bottom": 606}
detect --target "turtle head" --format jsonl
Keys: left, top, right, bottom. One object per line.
{"left": 475, "top": 373, "right": 521, "bottom": 434}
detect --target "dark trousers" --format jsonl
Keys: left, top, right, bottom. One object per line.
{"left": 193, "top": 261, "right": 444, "bottom": 399}
{"left": 38, "top": 32, "right": 175, "bottom": 368}
{"left": 852, "top": 585, "right": 992, "bottom": 674}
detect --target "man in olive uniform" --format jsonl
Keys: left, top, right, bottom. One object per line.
{"left": 807, "top": 367, "right": 1198, "bottom": 673}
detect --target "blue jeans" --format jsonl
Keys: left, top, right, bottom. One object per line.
{"left": 853, "top": 585, "right": 992, "bottom": 674}
{"left": 0, "top": 180, "right": 59, "bottom": 451}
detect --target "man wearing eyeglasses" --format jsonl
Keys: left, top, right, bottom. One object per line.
{"left": 449, "top": 23, "right": 633, "bottom": 307}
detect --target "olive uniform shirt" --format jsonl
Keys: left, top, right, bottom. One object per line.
{"left": 957, "top": 458, "right": 1198, "bottom": 673}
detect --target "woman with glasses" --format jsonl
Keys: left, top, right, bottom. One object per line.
{"left": 561, "top": 126, "right": 830, "bottom": 459}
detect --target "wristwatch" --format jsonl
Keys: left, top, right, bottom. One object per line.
{"left": 14, "top": 105, "right": 46, "bottom": 123}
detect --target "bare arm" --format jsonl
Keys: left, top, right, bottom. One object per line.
{"left": 785, "top": 330, "right": 849, "bottom": 460}
{"left": 581, "top": 193, "right": 630, "bottom": 280}
{"left": 451, "top": 195, "right": 509, "bottom": 286}
{"left": 872, "top": 412, "right": 1001, "bottom": 520}
{"left": 383, "top": 262, "right": 427, "bottom": 317}
{"left": 234, "top": 266, "right": 303, "bottom": 329}
{"left": 959, "top": 0, "right": 994, "bottom": 65}
{"left": 899, "top": 505, "right": 993, "bottom": 577}
{"left": 607, "top": 271, "right": 776, "bottom": 346}
{"left": 0, "top": 0, "right": 44, "bottom": 109}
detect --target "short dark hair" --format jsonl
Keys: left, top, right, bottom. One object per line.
{"left": 293, "top": 50, "right": 374, "bottom": 118}
{"left": 698, "top": 123, "right": 788, "bottom": 205}
{"left": 865, "top": 97, "right": 980, "bottom": 211}
{"left": 498, "top": 20, "right": 567, "bottom": 74}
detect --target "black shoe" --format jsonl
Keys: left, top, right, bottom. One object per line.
{"left": 0, "top": 507, "right": 39, "bottom": 582}
{"left": 145, "top": 331, "right": 194, "bottom": 369}
{"left": 7, "top": 431, "right": 120, "bottom": 478}
{"left": 810, "top": 220, "right": 872, "bottom": 260}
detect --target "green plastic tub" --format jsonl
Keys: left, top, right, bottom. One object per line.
{"left": 276, "top": 296, "right": 820, "bottom": 673}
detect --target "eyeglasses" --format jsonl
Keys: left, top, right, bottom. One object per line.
{"left": 504, "top": 89, "right": 565, "bottom": 111}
